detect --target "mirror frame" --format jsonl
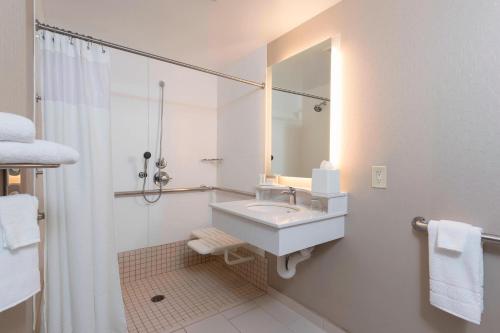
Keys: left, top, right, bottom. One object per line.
{"left": 265, "top": 36, "right": 341, "bottom": 189}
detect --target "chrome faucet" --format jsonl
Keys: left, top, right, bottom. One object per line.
{"left": 281, "top": 186, "right": 297, "bottom": 205}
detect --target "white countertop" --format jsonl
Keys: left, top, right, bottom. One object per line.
{"left": 209, "top": 199, "right": 346, "bottom": 229}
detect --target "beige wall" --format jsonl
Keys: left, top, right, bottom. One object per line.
{"left": 267, "top": 1, "right": 500, "bottom": 332}
{"left": 0, "top": 0, "right": 35, "bottom": 332}
{"left": 0, "top": 0, "right": 34, "bottom": 119}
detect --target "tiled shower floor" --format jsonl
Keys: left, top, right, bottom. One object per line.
{"left": 122, "top": 261, "right": 265, "bottom": 333}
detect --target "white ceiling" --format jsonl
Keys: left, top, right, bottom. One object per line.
{"left": 40, "top": 0, "right": 341, "bottom": 69}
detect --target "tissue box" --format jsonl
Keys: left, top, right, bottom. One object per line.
{"left": 312, "top": 168, "right": 340, "bottom": 194}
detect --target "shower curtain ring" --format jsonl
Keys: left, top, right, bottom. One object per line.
{"left": 87, "top": 41, "right": 91, "bottom": 50}
{"left": 101, "top": 45, "right": 106, "bottom": 53}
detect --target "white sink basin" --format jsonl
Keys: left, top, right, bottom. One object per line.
{"left": 246, "top": 203, "right": 299, "bottom": 214}
{"left": 210, "top": 199, "right": 347, "bottom": 256}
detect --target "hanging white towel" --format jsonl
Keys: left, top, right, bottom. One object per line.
{"left": 0, "top": 112, "right": 35, "bottom": 143}
{"left": 0, "top": 140, "right": 79, "bottom": 165}
{"left": 428, "top": 220, "right": 483, "bottom": 325}
{"left": 0, "top": 195, "right": 40, "bottom": 250}
{"left": 437, "top": 220, "right": 470, "bottom": 252}
{"left": 0, "top": 237, "right": 40, "bottom": 312}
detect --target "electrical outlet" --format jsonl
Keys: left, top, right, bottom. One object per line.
{"left": 371, "top": 166, "right": 387, "bottom": 188}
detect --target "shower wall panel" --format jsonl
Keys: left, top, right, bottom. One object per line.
{"left": 110, "top": 49, "right": 218, "bottom": 252}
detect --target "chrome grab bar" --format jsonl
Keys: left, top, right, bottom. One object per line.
{"left": 412, "top": 216, "right": 500, "bottom": 244}
{"left": 114, "top": 186, "right": 255, "bottom": 198}
{"left": 200, "top": 158, "right": 223, "bottom": 162}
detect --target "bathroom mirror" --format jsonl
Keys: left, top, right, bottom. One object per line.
{"left": 270, "top": 39, "right": 331, "bottom": 178}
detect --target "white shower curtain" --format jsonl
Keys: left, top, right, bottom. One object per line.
{"left": 38, "top": 32, "right": 127, "bottom": 333}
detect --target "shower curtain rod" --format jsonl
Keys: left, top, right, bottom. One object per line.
{"left": 35, "top": 21, "right": 264, "bottom": 88}
{"left": 272, "top": 86, "right": 330, "bottom": 102}
{"left": 36, "top": 21, "right": 330, "bottom": 102}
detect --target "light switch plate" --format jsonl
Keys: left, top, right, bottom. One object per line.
{"left": 371, "top": 166, "right": 387, "bottom": 188}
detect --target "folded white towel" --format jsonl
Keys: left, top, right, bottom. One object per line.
{"left": 0, "top": 195, "right": 40, "bottom": 250}
{"left": 437, "top": 220, "right": 470, "bottom": 252}
{"left": 0, "top": 140, "right": 79, "bottom": 165}
{"left": 0, "top": 112, "right": 35, "bottom": 143}
{"left": 428, "top": 220, "right": 483, "bottom": 325}
{"left": 0, "top": 239, "right": 40, "bottom": 312}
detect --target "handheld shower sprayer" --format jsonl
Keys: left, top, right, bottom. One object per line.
{"left": 138, "top": 80, "right": 172, "bottom": 204}
{"left": 138, "top": 151, "right": 152, "bottom": 179}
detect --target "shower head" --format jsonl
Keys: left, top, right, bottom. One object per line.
{"left": 314, "top": 101, "right": 328, "bottom": 112}
{"left": 159, "top": 80, "right": 165, "bottom": 88}
{"left": 143, "top": 151, "right": 152, "bottom": 159}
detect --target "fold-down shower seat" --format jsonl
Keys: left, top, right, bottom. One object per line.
{"left": 187, "top": 227, "right": 254, "bottom": 265}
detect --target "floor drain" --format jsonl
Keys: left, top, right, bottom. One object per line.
{"left": 151, "top": 295, "right": 165, "bottom": 303}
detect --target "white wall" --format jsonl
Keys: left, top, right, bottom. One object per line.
{"left": 271, "top": 91, "right": 302, "bottom": 176}
{"left": 110, "top": 49, "right": 218, "bottom": 252}
{"left": 271, "top": 83, "right": 330, "bottom": 177}
{"left": 217, "top": 46, "right": 267, "bottom": 193}
{"left": 298, "top": 83, "right": 330, "bottom": 175}
{"left": 270, "top": 40, "right": 331, "bottom": 177}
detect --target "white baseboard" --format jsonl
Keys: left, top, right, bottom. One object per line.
{"left": 267, "top": 287, "right": 347, "bottom": 333}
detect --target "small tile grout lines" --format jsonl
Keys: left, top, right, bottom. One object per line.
{"left": 118, "top": 240, "right": 268, "bottom": 333}
{"left": 118, "top": 240, "right": 215, "bottom": 284}
{"left": 215, "top": 247, "right": 268, "bottom": 291}
{"left": 122, "top": 261, "right": 265, "bottom": 333}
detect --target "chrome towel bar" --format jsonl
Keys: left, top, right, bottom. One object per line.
{"left": 412, "top": 216, "right": 500, "bottom": 244}
{"left": 0, "top": 163, "right": 60, "bottom": 169}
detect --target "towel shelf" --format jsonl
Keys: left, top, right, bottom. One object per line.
{"left": 412, "top": 216, "right": 500, "bottom": 244}
{"left": 0, "top": 163, "right": 60, "bottom": 169}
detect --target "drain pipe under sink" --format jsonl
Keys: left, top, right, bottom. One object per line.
{"left": 277, "top": 247, "right": 314, "bottom": 279}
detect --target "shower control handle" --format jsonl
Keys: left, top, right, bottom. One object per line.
{"left": 154, "top": 171, "right": 172, "bottom": 187}
{"left": 156, "top": 157, "right": 167, "bottom": 169}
